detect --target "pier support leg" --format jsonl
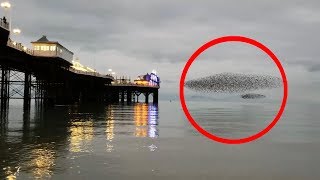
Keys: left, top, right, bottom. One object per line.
{"left": 23, "top": 72, "right": 31, "bottom": 111}
{"left": 37, "top": 80, "right": 44, "bottom": 104}
{"left": 135, "top": 92, "right": 141, "bottom": 103}
{"left": 153, "top": 90, "right": 158, "bottom": 103}
{"left": 127, "top": 90, "right": 132, "bottom": 103}
{"left": 144, "top": 92, "right": 149, "bottom": 103}
{"left": 1, "top": 67, "right": 9, "bottom": 112}
{"left": 113, "top": 90, "right": 119, "bottom": 103}
{"left": 121, "top": 90, "right": 125, "bottom": 103}
{"left": 36, "top": 80, "right": 44, "bottom": 104}
{"left": 0, "top": 106, "right": 8, "bottom": 134}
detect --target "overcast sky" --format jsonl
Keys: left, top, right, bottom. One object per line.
{"left": 6, "top": 0, "right": 320, "bottom": 102}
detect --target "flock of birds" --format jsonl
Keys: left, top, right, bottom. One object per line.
{"left": 185, "top": 73, "right": 282, "bottom": 99}
{"left": 241, "top": 93, "right": 266, "bottom": 99}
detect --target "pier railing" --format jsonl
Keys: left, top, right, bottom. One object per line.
{"left": 111, "top": 82, "right": 159, "bottom": 88}
{"left": 5, "top": 39, "right": 114, "bottom": 80}
{"left": 7, "top": 39, "right": 34, "bottom": 55}
{"left": 0, "top": 18, "right": 9, "bottom": 30}
{"left": 69, "top": 68, "right": 114, "bottom": 80}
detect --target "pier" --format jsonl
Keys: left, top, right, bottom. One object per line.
{"left": 0, "top": 18, "right": 160, "bottom": 112}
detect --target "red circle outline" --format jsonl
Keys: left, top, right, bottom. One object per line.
{"left": 179, "top": 36, "right": 288, "bottom": 144}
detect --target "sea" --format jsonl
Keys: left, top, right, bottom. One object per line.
{"left": 0, "top": 99, "right": 319, "bottom": 179}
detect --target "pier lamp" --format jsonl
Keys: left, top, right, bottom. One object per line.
{"left": 111, "top": 72, "right": 116, "bottom": 75}
{"left": 1, "top": 1, "right": 12, "bottom": 35}
{"left": 13, "top": 28, "right": 21, "bottom": 34}
{"left": 0, "top": 1, "right": 11, "bottom": 9}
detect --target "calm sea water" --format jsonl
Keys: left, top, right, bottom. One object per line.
{"left": 0, "top": 100, "right": 320, "bottom": 179}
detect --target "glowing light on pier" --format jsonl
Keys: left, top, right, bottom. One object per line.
{"left": 71, "top": 60, "right": 96, "bottom": 73}
{"left": 1, "top": 2, "right": 11, "bottom": 9}
{"left": 133, "top": 71, "right": 160, "bottom": 87}
{"left": 12, "top": 28, "right": 21, "bottom": 34}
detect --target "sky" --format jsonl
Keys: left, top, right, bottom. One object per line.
{"left": 4, "top": 0, "right": 320, "bottom": 102}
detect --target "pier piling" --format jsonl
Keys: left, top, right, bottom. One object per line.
{"left": 23, "top": 72, "right": 31, "bottom": 111}
{"left": 127, "top": 90, "right": 132, "bottom": 103}
{"left": 1, "top": 66, "right": 9, "bottom": 111}
{"left": 145, "top": 92, "right": 149, "bottom": 103}
{"left": 153, "top": 90, "right": 158, "bottom": 103}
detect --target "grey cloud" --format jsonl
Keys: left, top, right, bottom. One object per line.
{"left": 8, "top": 0, "right": 320, "bottom": 98}
{"left": 161, "top": 79, "right": 176, "bottom": 84}
{"left": 14, "top": 1, "right": 320, "bottom": 65}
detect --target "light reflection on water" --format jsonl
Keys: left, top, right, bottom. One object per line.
{"left": 189, "top": 103, "right": 278, "bottom": 139}
{"left": 28, "top": 145, "right": 56, "bottom": 179}
{"left": 0, "top": 102, "right": 159, "bottom": 179}
{"left": 134, "top": 103, "right": 159, "bottom": 138}
{"left": 69, "top": 121, "right": 94, "bottom": 153}
{"left": 1, "top": 100, "right": 320, "bottom": 179}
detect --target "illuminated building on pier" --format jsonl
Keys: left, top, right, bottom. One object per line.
{"left": 134, "top": 70, "right": 160, "bottom": 87}
{"left": 31, "top": 35, "right": 74, "bottom": 62}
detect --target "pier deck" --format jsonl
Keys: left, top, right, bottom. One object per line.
{"left": 0, "top": 22, "right": 159, "bottom": 112}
